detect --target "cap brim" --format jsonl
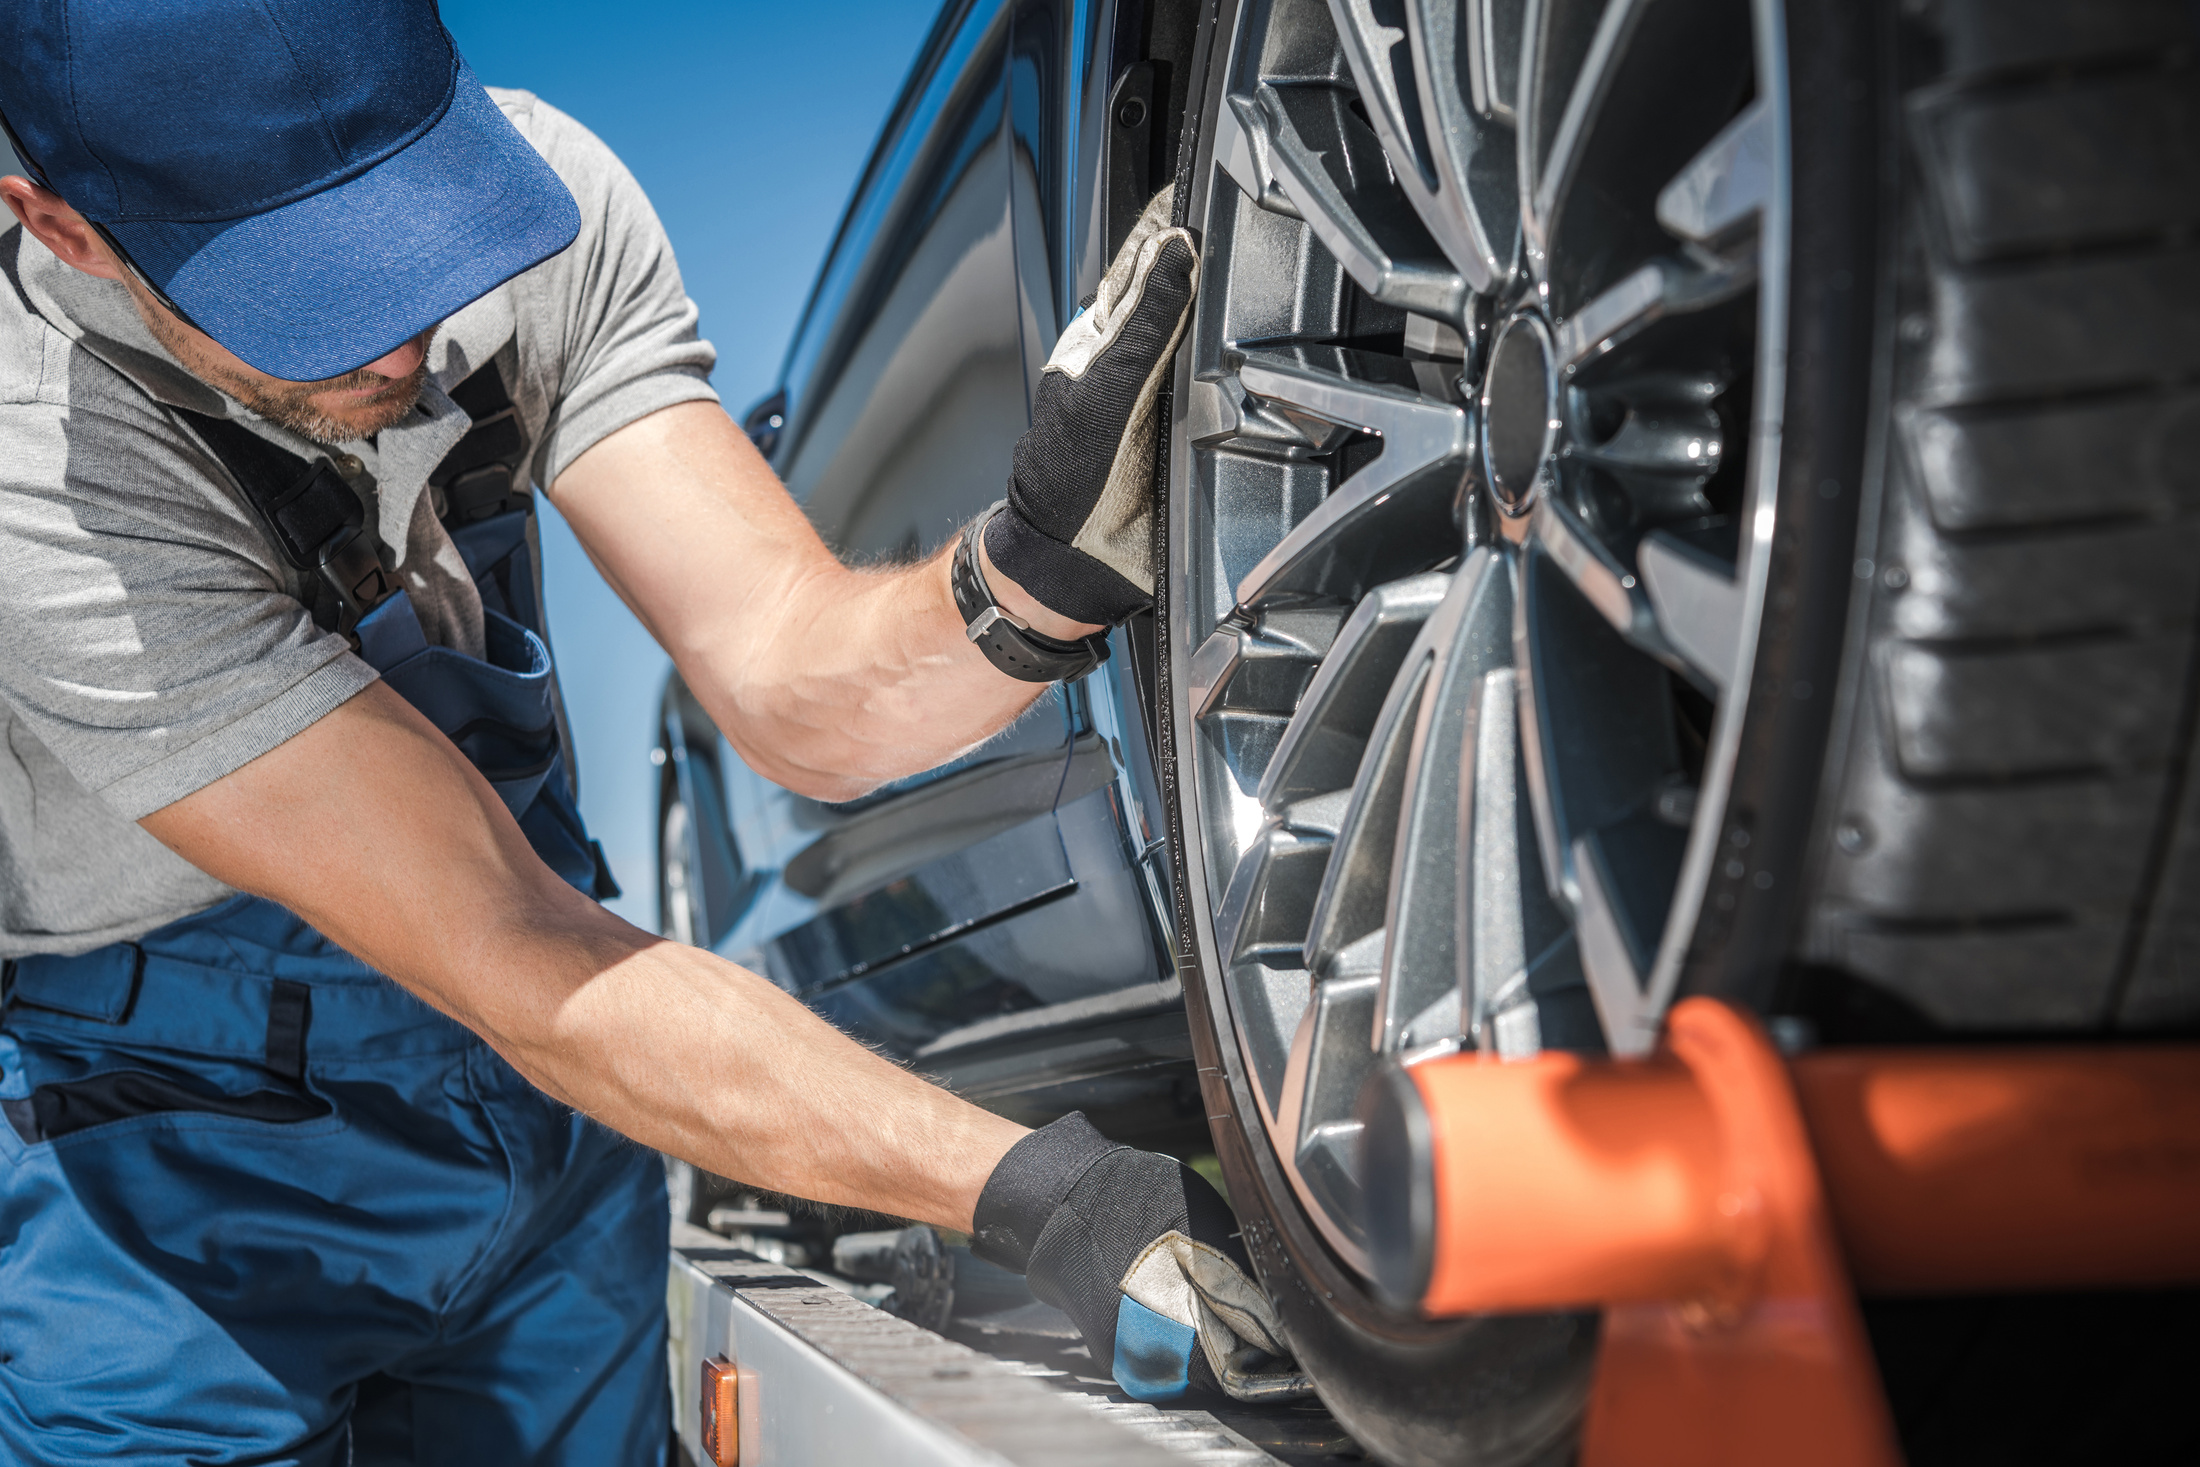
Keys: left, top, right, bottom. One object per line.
{"left": 107, "top": 63, "right": 580, "bottom": 382}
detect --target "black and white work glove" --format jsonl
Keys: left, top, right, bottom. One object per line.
{"left": 972, "top": 1112, "right": 1311, "bottom": 1404}
{"left": 984, "top": 186, "right": 1199, "bottom": 626}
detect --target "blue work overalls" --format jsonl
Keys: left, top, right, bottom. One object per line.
{"left": 0, "top": 372, "right": 670, "bottom": 1467}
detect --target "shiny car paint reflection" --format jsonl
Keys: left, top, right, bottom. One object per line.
{"left": 658, "top": 0, "right": 1193, "bottom": 1138}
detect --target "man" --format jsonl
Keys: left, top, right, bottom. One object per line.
{"left": 0, "top": 2, "right": 1300, "bottom": 1463}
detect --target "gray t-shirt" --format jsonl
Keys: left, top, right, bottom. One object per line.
{"left": 0, "top": 89, "right": 717, "bottom": 958}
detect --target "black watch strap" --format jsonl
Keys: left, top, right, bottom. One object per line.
{"left": 952, "top": 505, "right": 1112, "bottom": 683}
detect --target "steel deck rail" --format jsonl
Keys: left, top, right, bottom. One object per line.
{"left": 666, "top": 1223, "right": 1317, "bottom": 1467}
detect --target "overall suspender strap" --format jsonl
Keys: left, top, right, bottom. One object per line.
{"left": 432, "top": 361, "right": 530, "bottom": 527}
{"left": 169, "top": 361, "right": 527, "bottom": 641}
{"left": 172, "top": 407, "right": 393, "bottom": 639}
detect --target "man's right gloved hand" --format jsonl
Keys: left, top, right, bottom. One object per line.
{"left": 971, "top": 1112, "right": 1311, "bottom": 1404}
{"left": 981, "top": 187, "right": 1198, "bottom": 627}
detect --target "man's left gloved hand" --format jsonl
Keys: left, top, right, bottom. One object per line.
{"left": 971, "top": 1112, "right": 1311, "bottom": 1404}
{"left": 983, "top": 186, "right": 1199, "bottom": 627}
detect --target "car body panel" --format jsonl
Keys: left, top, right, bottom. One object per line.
{"left": 779, "top": 0, "right": 1024, "bottom": 562}
{"left": 660, "top": 0, "right": 1195, "bottom": 1137}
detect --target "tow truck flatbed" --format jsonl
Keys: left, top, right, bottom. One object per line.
{"left": 666, "top": 1225, "right": 1364, "bottom": 1466}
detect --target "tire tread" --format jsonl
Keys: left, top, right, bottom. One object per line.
{"left": 1805, "top": 0, "right": 2200, "bottom": 1029}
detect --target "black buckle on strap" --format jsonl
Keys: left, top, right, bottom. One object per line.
{"left": 315, "top": 522, "right": 392, "bottom": 633}
{"left": 173, "top": 410, "right": 394, "bottom": 640}
{"left": 951, "top": 504, "right": 1111, "bottom": 684}
{"left": 431, "top": 362, "right": 532, "bottom": 527}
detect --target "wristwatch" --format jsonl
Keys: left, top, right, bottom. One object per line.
{"left": 952, "top": 504, "right": 1112, "bottom": 683}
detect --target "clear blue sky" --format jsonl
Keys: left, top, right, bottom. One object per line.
{"left": 441, "top": 0, "right": 943, "bottom": 925}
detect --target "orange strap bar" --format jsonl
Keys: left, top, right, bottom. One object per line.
{"left": 1409, "top": 1010, "right": 2200, "bottom": 1315}
{"left": 1400, "top": 1002, "right": 2200, "bottom": 1467}
{"left": 1798, "top": 1045, "right": 2200, "bottom": 1294}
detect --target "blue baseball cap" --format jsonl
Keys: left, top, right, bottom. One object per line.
{"left": 0, "top": 0, "right": 580, "bottom": 381}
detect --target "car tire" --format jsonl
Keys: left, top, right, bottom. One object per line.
{"left": 1153, "top": 1, "right": 2200, "bottom": 1463}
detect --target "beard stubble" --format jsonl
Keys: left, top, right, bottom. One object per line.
{"left": 142, "top": 307, "right": 435, "bottom": 444}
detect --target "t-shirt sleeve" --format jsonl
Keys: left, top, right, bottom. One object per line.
{"left": 502, "top": 93, "right": 720, "bottom": 488}
{"left": 0, "top": 397, "right": 376, "bottom": 821}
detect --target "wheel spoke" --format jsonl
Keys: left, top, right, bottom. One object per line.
{"left": 1220, "top": 0, "right": 1478, "bottom": 325}
{"left": 1408, "top": 0, "right": 1524, "bottom": 283}
{"left": 1516, "top": 0, "right": 1628, "bottom": 271}
{"left": 1191, "top": 606, "right": 1349, "bottom": 722}
{"left": 1513, "top": 538, "right": 1686, "bottom": 919}
{"left": 1571, "top": 820, "right": 1683, "bottom": 1050}
{"left": 1214, "top": 93, "right": 1303, "bottom": 221}
{"left": 1481, "top": 929, "right": 1594, "bottom": 1057}
{"left": 1526, "top": 494, "right": 1655, "bottom": 647}
{"left": 1303, "top": 646, "right": 1429, "bottom": 978}
{"left": 1553, "top": 255, "right": 1754, "bottom": 369}
{"left": 1465, "top": 0, "right": 1523, "bottom": 123}
{"left": 1225, "top": 960, "right": 1314, "bottom": 1119}
{"left": 1295, "top": 967, "right": 1382, "bottom": 1247}
{"left": 1463, "top": 668, "right": 1527, "bottom": 1035}
{"left": 1261, "top": 571, "right": 1448, "bottom": 804}
{"left": 1218, "top": 806, "right": 1344, "bottom": 968}
{"left": 1455, "top": 644, "right": 1602, "bottom": 1058}
{"left": 1637, "top": 529, "right": 1743, "bottom": 689}
{"left": 1526, "top": 492, "right": 1743, "bottom": 690}
{"left": 1184, "top": 372, "right": 1362, "bottom": 456}
{"left": 1268, "top": 959, "right": 1381, "bottom": 1267}
{"left": 1323, "top": 0, "right": 1433, "bottom": 193}
{"left": 1566, "top": 849, "right": 1642, "bottom": 1035}
{"left": 1245, "top": 83, "right": 1467, "bottom": 318}
{"left": 1527, "top": 0, "right": 1645, "bottom": 262}
{"left": 1373, "top": 549, "right": 1512, "bottom": 1055}
{"left": 1323, "top": 0, "right": 1516, "bottom": 295}
{"left": 1656, "top": 95, "right": 1775, "bottom": 247}
{"left": 1234, "top": 348, "right": 1470, "bottom": 608}
{"left": 1535, "top": 0, "right": 1756, "bottom": 314}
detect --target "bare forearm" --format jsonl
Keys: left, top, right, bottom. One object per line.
{"left": 466, "top": 901, "right": 1025, "bottom": 1229}
{"left": 553, "top": 402, "right": 1098, "bottom": 802}
{"left": 677, "top": 547, "right": 1042, "bottom": 800}
{"left": 143, "top": 683, "right": 1025, "bottom": 1229}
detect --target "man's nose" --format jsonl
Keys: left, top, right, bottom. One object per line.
{"left": 360, "top": 335, "right": 427, "bottom": 381}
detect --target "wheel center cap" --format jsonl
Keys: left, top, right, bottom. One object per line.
{"left": 1481, "top": 315, "right": 1559, "bottom": 515}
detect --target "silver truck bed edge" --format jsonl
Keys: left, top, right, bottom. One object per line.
{"left": 667, "top": 1224, "right": 1298, "bottom": 1466}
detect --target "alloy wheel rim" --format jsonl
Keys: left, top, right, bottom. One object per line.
{"left": 1174, "top": 0, "right": 1790, "bottom": 1274}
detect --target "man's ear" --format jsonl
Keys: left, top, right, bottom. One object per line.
{"left": 0, "top": 175, "right": 122, "bottom": 280}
